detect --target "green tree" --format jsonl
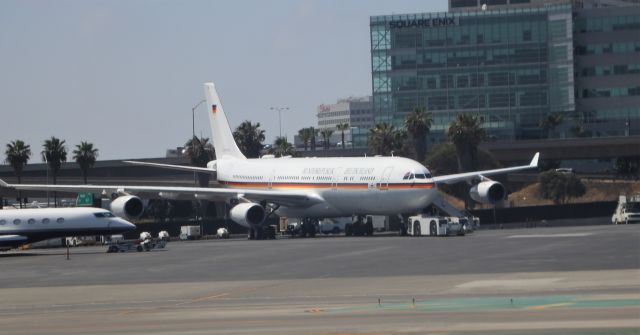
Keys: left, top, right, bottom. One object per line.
{"left": 539, "top": 113, "right": 564, "bottom": 138}
{"left": 4, "top": 140, "right": 31, "bottom": 184}
{"left": 335, "top": 123, "right": 350, "bottom": 149}
{"left": 274, "top": 136, "right": 295, "bottom": 157}
{"left": 538, "top": 170, "right": 587, "bottom": 205}
{"left": 447, "top": 113, "right": 486, "bottom": 173}
{"left": 72, "top": 141, "right": 98, "bottom": 184}
{"left": 297, "top": 127, "right": 314, "bottom": 151}
{"left": 4, "top": 140, "right": 31, "bottom": 208}
{"left": 405, "top": 107, "right": 433, "bottom": 163}
{"left": 42, "top": 136, "right": 67, "bottom": 207}
{"left": 369, "top": 122, "right": 403, "bottom": 156}
{"left": 320, "top": 129, "right": 334, "bottom": 150}
{"left": 233, "top": 121, "right": 265, "bottom": 158}
{"left": 184, "top": 136, "right": 215, "bottom": 187}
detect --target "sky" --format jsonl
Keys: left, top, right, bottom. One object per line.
{"left": 0, "top": 0, "right": 447, "bottom": 162}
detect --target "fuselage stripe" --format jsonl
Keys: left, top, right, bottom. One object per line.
{"left": 218, "top": 180, "right": 434, "bottom": 189}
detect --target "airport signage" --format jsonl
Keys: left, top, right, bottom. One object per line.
{"left": 76, "top": 192, "right": 93, "bottom": 207}
{"left": 388, "top": 17, "right": 458, "bottom": 30}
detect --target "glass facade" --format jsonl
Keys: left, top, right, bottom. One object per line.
{"left": 573, "top": 7, "right": 640, "bottom": 137}
{"left": 370, "top": 4, "right": 575, "bottom": 141}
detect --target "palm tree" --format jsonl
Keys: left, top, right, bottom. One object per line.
{"left": 369, "top": 122, "right": 406, "bottom": 156}
{"left": 447, "top": 113, "right": 485, "bottom": 173}
{"left": 5, "top": 140, "right": 31, "bottom": 208}
{"left": 184, "top": 136, "right": 215, "bottom": 187}
{"left": 72, "top": 141, "right": 98, "bottom": 184}
{"left": 297, "top": 127, "right": 314, "bottom": 151}
{"left": 320, "top": 129, "right": 334, "bottom": 150}
{"left": 335, "top": 123, "right": 350, "bottom": 149}
{"left": 274, "top": 136, "right": 295, "bottom": 157}
{"left": 233, "top": 121, "right": 265, "bottom": 158}
{"left": 539, "top": 113, "right": 564, "bottom": 138}
{"left": 42, "top": 137, "right": 67, "bottom": 207}
{"left": 405, "top": 107, "right": 433, "bottom": 162}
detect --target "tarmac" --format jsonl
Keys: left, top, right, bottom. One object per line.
{"left": 0, "top": 223, "right": 638, "bottom": 334}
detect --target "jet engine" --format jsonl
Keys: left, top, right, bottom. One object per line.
{"left": 110, "top": 195, "right": 145, "bottom": 220}
{"left": 230, "top": 203, "right": 266, "bottom": 227}
{"left": 469, "top": 181, "right": 506, "bottom": 204}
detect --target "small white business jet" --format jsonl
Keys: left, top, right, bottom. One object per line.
{"left": 0, "top": 82, "right": 538, "bottom": 239}
{"left": 0, "top": 207, "right": 135, "bottom": 251}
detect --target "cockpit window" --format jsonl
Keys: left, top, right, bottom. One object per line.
{"left": 94, "top": 212, "right": 115, "bottom": 218}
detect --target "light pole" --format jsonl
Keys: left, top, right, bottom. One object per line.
{"left": 191, "top": 99, "right": 206, "bottom": 186}
{"left": 192, "top": 99, "right": 206, "bottom": 139}
{"left": 270, "top": 107, "right": 289, "bottom": 138}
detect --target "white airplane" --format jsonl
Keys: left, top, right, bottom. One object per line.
{"left": 0, "top": 82, "right": 538, "bottom": 239}
{"left": 0, "top": 207, "right": 136, "bottom": 251}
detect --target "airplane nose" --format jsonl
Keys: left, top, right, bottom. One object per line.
{"left": 110, "top": 219, "right": 137, "bottom": 232}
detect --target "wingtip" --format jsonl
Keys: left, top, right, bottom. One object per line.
{"left": 0, "top": 179, "right": 10, "bottom": 188}
{"left": 530, "top": 152, "right": 540, "bottom": 167}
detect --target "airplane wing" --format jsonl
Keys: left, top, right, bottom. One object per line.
{"left": 432, "top": 152, "right": 539, "bottom": 185}
{"left": 0, "top": 179, "right": 322, "bottom": 208}
{"left": 123, "top": 160, "right": 216, "bottom": 173}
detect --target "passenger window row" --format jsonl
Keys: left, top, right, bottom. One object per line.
{"left": 0, "top": 218, "right": 64, "bottom": 225}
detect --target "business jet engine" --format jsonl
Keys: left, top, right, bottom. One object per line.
{"left": 230, "top": 203, "right": 266, "bottom": 227}
{"left": 469, "top": 181, "right": 507, "bottom": 204}
{"left": 110, "top": 195, "right": 145, "bottom": 220}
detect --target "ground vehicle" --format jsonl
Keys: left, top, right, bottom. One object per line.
{"left": 612, "top": 195, "right": 640, "bottom": 224}
{"left": 286, "top": 218, "right": 317, "bottom": 237}
{"left": 407, "top": 215, "right": 450, "bottom": 236}
{"left": 320, "top": 217, "right": 349, "bottom": 234}
{"left": 447, "top": 217, "right": 467, "bottom": 236}
{"left": 106, "top": 238, "right": 166, "bottom": 253}
{"left": 216, "top": 227, "right": 229, "bottom": 239}
{"left": 158, "top": 231, "right": 170, "bottom": 241}
{"left": 179, "top": 226, "right": 201, "bottom": 240}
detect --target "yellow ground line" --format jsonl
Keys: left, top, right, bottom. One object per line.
{"left": 527, "top": 302, "right": 574, "bottom": 310}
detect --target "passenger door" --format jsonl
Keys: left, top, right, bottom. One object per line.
{"left": 377, "top": 167, "right": 393, "bottom": 191}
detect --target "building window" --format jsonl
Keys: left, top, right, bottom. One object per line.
{"left": 451, "top": 0, "right": 477, "bottom": 8}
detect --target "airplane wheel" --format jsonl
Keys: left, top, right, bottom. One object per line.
{"left": 414, "top": 222, "right": 421, "bottom": 236}
{"left": 345, "top": 224, "right": 353, "bottom": 236}
{"left": 366, "top": 222, "right": 374, "bottom": 236}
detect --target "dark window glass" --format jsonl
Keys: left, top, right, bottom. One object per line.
{"left": 487, "top": 0, "right": 507, "bottom": 4}
{"left": 451, "top": 0, "right": 477, "bottom": 8}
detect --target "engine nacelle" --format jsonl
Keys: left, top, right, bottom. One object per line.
{"left": 229, "top": 203, "right": 266, "bottom": 227}
{"left": 110, "top": 195, "right": 145, "bottom": 220}
{"left": 469, "top": 181, "right": 507, "bottom": 204}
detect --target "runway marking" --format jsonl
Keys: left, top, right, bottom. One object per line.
{"left": 527, "top": 302, "right": 575, "bottom": 310}
{"left": 305, "top": 308, "right": 325, "bottom": 313}
{"left": 507, "top": 233, "right": 595, "bottom": 238}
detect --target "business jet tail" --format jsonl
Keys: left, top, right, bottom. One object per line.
{"left": 204, "top": 82, "right": 246, "bottom": 160}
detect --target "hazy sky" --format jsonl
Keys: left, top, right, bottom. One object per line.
{"left": 0, "top": 0, "right": 446, "bottom": 162}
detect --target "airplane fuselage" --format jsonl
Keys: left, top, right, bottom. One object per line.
{"left": 217, "top": 156, "right": 438, "bottom": 218}
{"left": 0, "top": 207, "right": 136, "bottom": 249}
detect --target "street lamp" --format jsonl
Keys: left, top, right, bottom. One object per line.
{"left": 270, "top": 107, "right": 289, "bottom": 138}
{"left": 192, "top": 99, "right": 206, "bottom": 139}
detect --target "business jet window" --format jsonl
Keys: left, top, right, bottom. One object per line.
{"left": 42, "top": 218, "right": 50, "bottom": 224}
{"left": 56, "top": 218, "right": 64, "bottom": 224}
{"left": 13, "top": 219, "right": 21, "bottom": 225}
{"left": 28, "top": 218, "right": 35, "bottom": 224}
{"left": 0, "top": 219, "right": 6, "bottom": 225}
{"left": 94, "top": 212, "right": 115, "bottom": 218}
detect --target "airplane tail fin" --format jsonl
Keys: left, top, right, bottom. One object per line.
{"left": 203, "top": 82, "right": 246, "bottom": 160}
